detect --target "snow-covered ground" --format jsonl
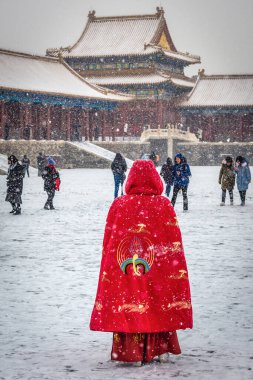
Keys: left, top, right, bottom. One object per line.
{"left": 0, "top": 167, "right": 252, "bottom": 380}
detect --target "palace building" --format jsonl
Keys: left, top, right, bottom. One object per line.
{"left": 0, "top": 49, "right": 130, "bottom": 141}
{"left": 47, "top": 7, "right": 253, "bottom": 143}
{"left": 47, "top": 7, "right": 200, "bottom": 140}
{"left": 180, "top": 72, "right": 253, "bottom": 142}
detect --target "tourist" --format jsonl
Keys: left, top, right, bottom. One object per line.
{"left": 21, "top": 154, "right": 30, "bottom": 177}
{"left": 90, "top": 160, "right": 192, "bottom": 365}
{"left": 149, "top": 151, "right": 159, "bottom": 166}
{"left": 234, "top": 156, "right": 251, "bottom": 206}
{"left": 111, "top": 153, "right": 127, "bottom": 198}
{"left": 42, "top": 157, "right": 60, "bottom": 210}
{"left": 218, "top": 156, "right": 235, "bottom": 206}
{"left": 171, "top": 153, "right": 192, "bottom": 211}
{"left": 37, "top": 152, "right": 46, "bottom": 177}
{"left": 5, "top": 155, "right": 24, "bottom": 215}
{"left": 160, "top": 157, "right": 174, "bottom": 197}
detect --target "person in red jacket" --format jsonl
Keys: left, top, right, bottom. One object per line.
{"left": 42, "top": 157, "right": 60, "bottom": 210}
{"left": 90, "top": 160, "right": 192, "bottom": 365}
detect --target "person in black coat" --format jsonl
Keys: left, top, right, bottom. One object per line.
{"left": 160, "top": 157, "right": 174, "bottom": 197}
{"left": 111, "top": 153, "right": 127, "bottom": 198}
{"left": 42, "top": 157, "right": 60, "bottom": 210}
{"left": 149, "top": 151, "right": 159, "bottom": 167}
{"left": 21, "top": 154, "right": 30, "bottom": 177}
{"left": 5, "top": 155, "right": 24, "bottom": 214}
{"left": 171, "top": 153, "right": 192, "bottom": 211}
{"left": 37, "top": 152, "right": 46, "bottom": 177}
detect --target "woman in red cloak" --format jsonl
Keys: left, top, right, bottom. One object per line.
{"left": 90, "top": 160, "right": 192, "bottom": 364}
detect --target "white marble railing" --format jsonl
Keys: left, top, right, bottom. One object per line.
{"left": 140, "top": 125, "right": 199, "bottom": 142}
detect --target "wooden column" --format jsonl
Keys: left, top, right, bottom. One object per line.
{"left": 81, "top": 109, "right": 84, "bottom": 141}
{"left": 209, "top": 116, "right": 214, "bottom": 141}
{"left": 37, "top": 105, "right": 42, "bottom": 140}
{"left": 0, "top": 101, "right": 6, "bottom": 139}
{"left": 30, "top": 103, "right": 34, "bottom": 139}
{"left": 18, "top": 104, "right": 24, "bottom": 139}
{"left": 111, "top": 111, "right": 115, "bottom": 141}
{"left": 46, "top": 105, "right": 52, "bottom": 140}
{"left": 157, "top": 100, "right": 163, "bottom": 128}
{"left": 101, "top": 110, "right": 105, "bottom": 141}
{"left": 66, "top": 108, "right": 71, "bottom": 141}
{"left": 83, "top": 109, "right": 89, "bottom": 141}
{"left": 239, "top": 114, "right": 243, "bottom": 142}
{"left": 59, "top": 107, "right": 64, "bottom": 140}
{"left": 89, "top": 110, "right": 94, "bottom": 141}
{"left": 23, "top": 103, "right": 30, "bottom": 139}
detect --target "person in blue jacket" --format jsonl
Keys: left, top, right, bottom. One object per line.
{"left": 234, "top": 156, "right": 251, "bottom": 206}
{"left": 171, "top": 153, "right": 192, "bottom": 211}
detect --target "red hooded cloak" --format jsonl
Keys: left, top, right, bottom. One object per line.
{"left": 90, "top": 160, "right": 192, "bottom": 333}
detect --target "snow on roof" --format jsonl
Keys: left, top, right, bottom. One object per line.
{"left": 180, "top": 75, "right": 253, "bottom": 107}
{"left": 47, "top": 10, "right": 169, "bottom": 58}
{"left": 47, "top": 8, "right": 199, "bottom": 64}
{"left": 87, "top": 72, "right": 195, "bottom": 88}
{"left": 162, "top": 49, "right": 200, "bottom": 64}
{"left": 0, "top": 49, "right": 132, "bottom": 102}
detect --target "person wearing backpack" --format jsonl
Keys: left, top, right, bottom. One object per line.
{"left": 42, "top": 157, "right": 60, "bottom": 210}
{"left": 111, "top": 153, "right": 127, "bottom": 198}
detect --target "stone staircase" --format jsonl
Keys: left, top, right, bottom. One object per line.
{"left": 69, "top": 141, "right": 133, "bottom": 167}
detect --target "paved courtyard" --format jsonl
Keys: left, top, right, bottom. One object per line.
{"left": 0, "top": 167, "right": 252, "bottom": 380}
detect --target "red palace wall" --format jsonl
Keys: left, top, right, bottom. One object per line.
{"left": 1, "top": 99, "right": 252, "bottom": 142}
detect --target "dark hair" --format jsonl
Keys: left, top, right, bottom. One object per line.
{"left": 225, "top": 156, "right": 233, "bottom": 163}
{"left": 235, "top": 156, "right": 244, "bottom": 163}
{"left": 166, "top": 157, "right": 173, "bottom": 166}
{"left": 8, "top": 155, "right": 18, "bottom": 163}
{"left": 114, "top": 153, "right": 124, "bottom": 162}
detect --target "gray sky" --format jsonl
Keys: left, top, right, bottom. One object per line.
{"left": 0, "top": 0, "right": 252, "bottom": 77}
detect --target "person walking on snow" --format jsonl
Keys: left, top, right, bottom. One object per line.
{"left": 37, "top": 152, "right": 46, "bottom": 177}
{"left": 111, "top": 153, "right": 127, "bottom": 198}
{"left": 218, "top": 156, "right": 235, "bottom": 206}
{"left": 171, "top": 153, "right": 191, "bottom": 211}
{"left": 42, "top": 157, "right": 60, "bottom": 210}
{"left": 160, "top": 157, "right": 174, "bottom": 197}
{"left": 5, "top": 155, "right": 24, "bottom": 215}
{"left": 90, "top": 160, "right": 192, "bottom": 366}
{"left": 21, "top": 154, "right": 30, "bottom": 177}
{"left": 234, "top": 156, "right": 251, "bottom": 206}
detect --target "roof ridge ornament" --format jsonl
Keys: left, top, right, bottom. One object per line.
{"left": 156, "top": 7, "right": 164, "bottom": 17}
{"left": 88, "top": 10, "right": 96, "bottom": 20}
{"left": 198, "top": 68, "right": 205, "bottom": 77}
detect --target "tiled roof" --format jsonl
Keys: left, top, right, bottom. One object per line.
{"left": 162, "top": 49, "right": 200, "bottom": 64}
{"left": 180, "top": 75, "right": 253, "bottom": 107}
{"left": 47, "top": 9, "right": 200, "bottom": 64}
{"left": 0, "top": 49, "right": 131, "bottom": 102}
{"left": 87, "top": 72, "right": 195, "bottom": 88}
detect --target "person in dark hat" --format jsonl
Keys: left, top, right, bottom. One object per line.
{"left": 171, "top": 153, "right": 192, "bottom": 211}
{"left": 234, "top": 156, "right": 251, "bottom": 206}
{"left": 5, "top": 155, "right": 24, "bottom": 215}
{"left": 218, "top": 156, "right": 235, "bottom": 206}
{"left": 37, "top": 152, "right": 46, "bottom": 177}
{"left": 160, "top": 157, "right": 174, "bottom": 197}
{"left": 111, "top": 153, "right": 127, "bottom": 198}
{"left": 21, "top": 154, "right": 30, "bottom": 177}
{"left": 42, "top": 157, "right": 60, "bottom": 210}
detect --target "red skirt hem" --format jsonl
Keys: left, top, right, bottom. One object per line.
{"left": 111, "top": 331, "right": 181, "bottom": 363}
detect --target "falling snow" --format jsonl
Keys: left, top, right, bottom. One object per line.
{"left": 0, "top": 166, "right": 252, "bottom": 380}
